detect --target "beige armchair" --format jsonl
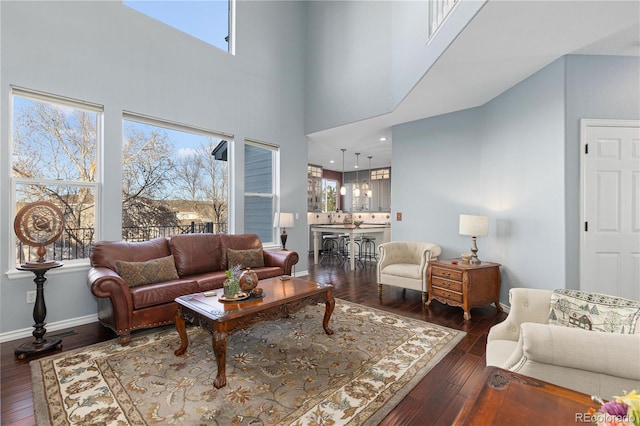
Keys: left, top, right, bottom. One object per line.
{"left": 377, "top": 241, "right": 441, "bottom": 302}
{"left": 486, "top": 288, "right": 640, "bottom": 400}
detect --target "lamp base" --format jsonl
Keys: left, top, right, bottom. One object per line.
{"left": 280, "top": 232, "right": 288, "bottom": 251}
{"left": 470, "top": 236, "right": 481, "bottom": 264}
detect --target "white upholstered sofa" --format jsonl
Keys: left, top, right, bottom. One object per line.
{"left": 486, "top": 288, "right": 640, "bottom": 399}
{"left": 376, "top": 241, "right": 441, "bottom": 302}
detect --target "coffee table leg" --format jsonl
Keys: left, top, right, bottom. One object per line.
{"left": 323, "top": 296, "right": 335, "bottom": 335}
{"left": 212, "top": 330, "right": 228, "bottom": 389}
{"left": 174, "top": 308, "right": 189, "bottom": 356}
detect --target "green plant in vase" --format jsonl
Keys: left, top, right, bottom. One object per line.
{"left": 224, "top": 265, "right": 242, "bottom": 298}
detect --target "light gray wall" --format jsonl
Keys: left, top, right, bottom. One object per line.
{"left": 481, "top": 58, "right": 566, "bottom": 299}
{"left": 305, "top": 0, "right": 487, "bottom": 134}
{"left": 0, "top": 1, "right": 308, "bottom": 334}
{"left": 390, "top": 0, "right": 486, "bottom": 107}
{"left": 391, "top": 107, "right": 484, "bottom": 250}
{"left": 563, "top": 54, "right": 640, "bottom": 291}
{"left": 304, "top": 0, "right": 392, "bottom": 134}
{"left": 391, "top": 55, "right": 639, "bottom": 304}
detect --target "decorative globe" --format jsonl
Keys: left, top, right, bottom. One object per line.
{"left": 239, "top": 268, "right": 259, "bottom": 291}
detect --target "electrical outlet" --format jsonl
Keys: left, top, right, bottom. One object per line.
{"left": 27, "top": 290, "right": 36, "bottom": 304}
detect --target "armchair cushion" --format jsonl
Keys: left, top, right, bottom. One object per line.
{"left": 517, "top": 322, "right": 640, "bottom": 379}
{"left": 512, "top": 322, "right": 640, "bottom": 398}
{"left": 487, "top": 287, "right": 640, "bottom": 399}
{"left": 549, "top": 289, "right": 640, "bottom": 334}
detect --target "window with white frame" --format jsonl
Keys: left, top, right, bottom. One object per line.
{"left": 122, "top": 114, "right": 229, "bottom": 241}
{"left": 123, "top": 0, "right": 235, "bottom": 54}
{"left": 11, "top": 88, "right": 102, "bottom": 265}
{"left": 244, "top": 140, "right": 278, "bottom": 244}
{"left": 323, "top": 179, "right": 337, "bottom": 212}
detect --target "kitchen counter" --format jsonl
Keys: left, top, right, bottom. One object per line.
{"left": 310, "top": 224, "right": 390, "bottom": 269}
{"left": 312, "top": 223, "right": 389, "bottom": 229}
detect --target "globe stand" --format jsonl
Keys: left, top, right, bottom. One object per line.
{"left": 13, "top": 201, "right": 66, "bottom": 359}
{"left": 15, "top": 261, "right": 63, "bottom": 359}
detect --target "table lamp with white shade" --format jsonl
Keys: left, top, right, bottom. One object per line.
{"left": 273, "top": 212, "right": 295, "bottom": 250}
{"left": 459, "top": 214, "right": 489, "bottom": 264}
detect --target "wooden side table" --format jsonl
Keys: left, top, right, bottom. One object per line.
{"left": 453, "top": 366, "right": 594, "bottom": 425}
{"left": 427, "top": 259, "right": 502, "bottom": 320}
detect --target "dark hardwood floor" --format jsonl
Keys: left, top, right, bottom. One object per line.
{"left": 1, "top": 256, "right": 507, "bottom": 425}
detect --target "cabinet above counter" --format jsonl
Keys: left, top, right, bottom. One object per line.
{"left": 308, "top": 165, "right": 391, "bottom": 213}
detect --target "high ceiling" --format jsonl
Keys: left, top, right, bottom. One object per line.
{"left": 307, "top": 1, "right": 640, "bottom": 173}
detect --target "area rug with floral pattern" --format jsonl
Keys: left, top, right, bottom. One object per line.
{"left": 31, "top": 299, "right": 465, "bottom": 425}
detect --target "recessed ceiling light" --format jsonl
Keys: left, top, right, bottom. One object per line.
{"left": 380, "top": 137, "right": 387, "bottom": 141}
{"left": 329, "top": 160, "right": 335, "bottom": 164}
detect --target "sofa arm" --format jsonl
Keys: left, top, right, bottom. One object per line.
{"left": 514, "top": 322, "right": 640, "bottom": 380}
{"left": 87, "top": 266, "right": 134, "bottom": 325}
{"left": 488, "top": 288, "right": 553, "bottom": 343}
{"left": 263, "top": 250, "right": 299, "bottom": 275}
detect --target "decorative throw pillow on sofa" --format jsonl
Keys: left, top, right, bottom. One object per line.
{"left": 227, "top": 248, "right": 264, "bottom": 269}
{"left": 115, "top": 255, "right": 180, "bottom": 288}
{"left": 548, "top": 289, "right": 640, "bottom": 334}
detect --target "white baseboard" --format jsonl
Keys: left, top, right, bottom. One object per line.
{"left": 0, "top": 314, "right": 98, "bottom": 343}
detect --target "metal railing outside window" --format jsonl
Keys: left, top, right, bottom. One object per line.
{"left": 15, "top": 221, "right": 228, "bottom": 264}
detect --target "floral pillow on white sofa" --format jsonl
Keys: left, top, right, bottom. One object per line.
{"left": 548, "top": 289, "right": 640, "bottom": 334}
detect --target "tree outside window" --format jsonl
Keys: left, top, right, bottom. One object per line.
{"left": 11, "top": 89, "right": 101, "bottom": 264}
{"left": 122, "top": 117, "right": 229, "bottom": 241}
{"left": 323, "top": 179, "right": 337, "bottom": 212}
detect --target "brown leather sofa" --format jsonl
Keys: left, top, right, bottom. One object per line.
{"left": 88, "top": 233, "right": 299, "bottom": 345}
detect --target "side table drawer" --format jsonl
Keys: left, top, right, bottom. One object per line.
{"left": 433, "top": 287, "right": 463, "bottom": 303}
{"left": 431, "top": 277, "right": 462, "bottom": 292}
{"left": 431, "top": 267, "right": 463, "bottom": 282}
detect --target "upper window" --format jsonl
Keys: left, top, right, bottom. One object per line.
{"left": 323, "top": 179, "right": 338, "bottom": 212}
{"left": 11, "top": 88, "right": 102, "bottom": 265}
{"left": 244, "top": 141, "right": 278, "bottom": 244}
{"left": 123, "top": 0, "right": 234, "bottom": 53}
{"left": 122, "top": 114, "right": 229, "bottom": 241}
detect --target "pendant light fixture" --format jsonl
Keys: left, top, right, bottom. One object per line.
{"left": 353, "top": 153, "right": 361, "bottom": 197}
{"left": 366, "top": 156, "right": 373, "bottom": 198}
{"left": 340, "top": 148, "right": 347, "bottom": 196}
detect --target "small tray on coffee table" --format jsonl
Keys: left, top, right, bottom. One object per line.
{"left": 218, "top": 291, "right": 251, "bottom": 302}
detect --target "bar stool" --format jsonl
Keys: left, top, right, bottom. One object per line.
{"left": 351, "top": 236, "right": 366, "bottom": 267}
{"left": 359, "top": 235, "right": 378, "bottom": 264}
{"left": 337, "top": 233, "right": 350, "bottom": 259}
{"left": 320, "top": 234, "right": 343, "bottom": 265}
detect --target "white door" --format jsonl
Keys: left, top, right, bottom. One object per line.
{"left": 581, "top": 119, "right": 640, "bottom": 300}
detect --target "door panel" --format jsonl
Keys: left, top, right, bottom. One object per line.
{"left": 582, "top": 121, "right": 640, "bottom": 300}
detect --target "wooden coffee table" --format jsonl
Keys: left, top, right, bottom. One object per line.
{"left": 454, "top": 366, "right": 595, "bottom": 425}
{"left": 174, "top": 277, "right": 335, "bottom": 389}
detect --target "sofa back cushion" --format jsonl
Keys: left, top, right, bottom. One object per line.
{"left": 170, "top": 234, "right": 223, "bottom": 277}
{"left": 90, "top": 237, "right": 171, "bottom": 271}
{"left": 549, "top": 289, "right": 640, "bottom": 334}
{"left": 220, "top": 234, "right": 263, "bottom": 270}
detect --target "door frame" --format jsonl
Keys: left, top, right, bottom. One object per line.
{"left": 579, "top": 118, "right": 640, "bottom": 290}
